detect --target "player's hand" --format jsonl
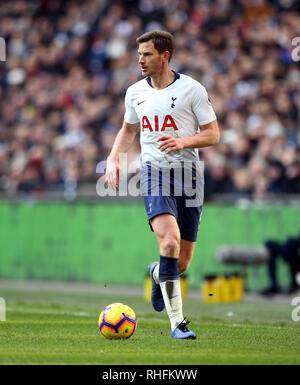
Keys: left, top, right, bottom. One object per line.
{"left": 157, "top": 135, "right": 184, "bottom": 154}
{"left": 105, "top": 159, "right": 120, "bottom": 190}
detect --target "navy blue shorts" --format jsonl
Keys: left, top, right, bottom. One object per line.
{"left": 144, "top": 195, "right": 202, "bottom": 242}
{"left": 141, "top": 162, "right": 204, "bottom": 242}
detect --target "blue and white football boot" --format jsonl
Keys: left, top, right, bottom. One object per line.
{"left": 171, "top": 319, "right": 196, "bottom": 340}
{"left": 149, "top": 262, "right": 165, "bottom": 312}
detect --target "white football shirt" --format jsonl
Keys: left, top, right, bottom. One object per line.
{"left": 124, "top": 72, "right": 216, "bottom": 163}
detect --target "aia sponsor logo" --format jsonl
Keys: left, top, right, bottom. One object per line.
{"left": 142, "top": 115, "right": 178, "bottom": 132}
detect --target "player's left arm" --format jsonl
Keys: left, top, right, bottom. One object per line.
{"left": 157, "top": 119, "right": 220, "bottom": 153}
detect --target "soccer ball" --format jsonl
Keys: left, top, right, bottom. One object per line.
{"left": 98, "top": 303, "right": 137, "bottom": 339}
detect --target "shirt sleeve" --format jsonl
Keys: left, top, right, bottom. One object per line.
{"left": 124, "top": 88, "right": 139, "bottom": 124}
{"left": 191, "top": 83, "right": 217, "bottom": 126}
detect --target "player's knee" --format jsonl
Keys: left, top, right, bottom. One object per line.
{"left": 161, "top": 236, "right": 180, "bottom": 258}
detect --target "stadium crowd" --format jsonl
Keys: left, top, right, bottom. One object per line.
{"left": 0, "top": 0, "right": 299, "bottom": 200}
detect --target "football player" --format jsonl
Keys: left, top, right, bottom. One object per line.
{"left": 105, "top": 30, "right": 219, "bottom": 339}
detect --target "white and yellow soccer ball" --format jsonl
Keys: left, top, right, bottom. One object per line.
{"left": 98, "top": 303, "right": 137, "bottom": 339}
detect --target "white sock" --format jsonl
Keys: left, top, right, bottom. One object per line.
{"left": 153, "top": 263, "right": 160, "bottom": 284}
{"left": 160, "top": 279, "right": 184, "bottom": 331}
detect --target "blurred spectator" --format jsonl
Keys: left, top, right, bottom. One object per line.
{"left": 261, "top": 232, "right": 300, "bottom": 295}
{"left": 0, "top": 0, "right": 299, "bottom": 200}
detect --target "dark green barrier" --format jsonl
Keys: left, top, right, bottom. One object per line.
{"left": 0, "top": 202, "right": 299, "bottom": 290}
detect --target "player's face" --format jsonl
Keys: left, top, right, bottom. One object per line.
{"left": 138, "top": 41, "right": 165, "bottom": 77}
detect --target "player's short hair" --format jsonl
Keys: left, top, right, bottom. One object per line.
{"left": 136, "top": 30, "right": 174, "bottom": 62}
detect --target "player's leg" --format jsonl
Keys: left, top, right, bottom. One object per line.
{"left": 161, "top": 194, "right": 201, "bottom": 338}
{"left": 151, "top": 213, "right": 180, "bottom": 257}
{"left": 146, "top": 195, "right": 179, "bottom": 313}
{"left": 151, "top": 238, "right": 196, "bottom": 313}
{"left": 150, "top": 213, "right": 196, "bottom": 339}
{"left": 150, "top": 214, "right": 179, "bottom": 309}
{"left": 153, "top": 239, "right": 196, "bottom": 279}
{"left": 178, "top": 239, "right": 196, "bottom": 274}
{"left": 150, "top": 214, "right": 181, "bottom": 316}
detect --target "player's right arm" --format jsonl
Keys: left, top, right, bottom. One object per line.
{"left": 105, "top": 121, "right": 140, "bottom": 190}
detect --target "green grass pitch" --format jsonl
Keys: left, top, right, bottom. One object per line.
{"left": 0, "top": 287, "right": 300, "bottom": 365}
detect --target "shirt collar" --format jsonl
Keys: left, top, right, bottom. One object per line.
{"left": 146, "top": 71, "right": 180, "bottom": 88}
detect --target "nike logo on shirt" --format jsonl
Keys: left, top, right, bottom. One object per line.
{"left": 137, "top": 100, "right": 146, "bottom": 105}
